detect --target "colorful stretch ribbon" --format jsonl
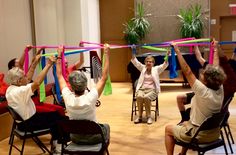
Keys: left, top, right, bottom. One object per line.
{"left": 142, "top": 46, "right": 169, "bottom": 51}
{"left": 169, "top": 47, "right": 178, "bottom": 79}
{"left": 24, "top": 47, "right": 29, "bottom": 75}
{"left": 23, "top": 38, "right": 236, "bottom": 98}
{"left": 102, "top": 48, "right": 112, "bottom": 95}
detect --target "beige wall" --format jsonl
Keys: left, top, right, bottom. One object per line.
{"left": 137, "top": 0, "right": 210, "bottom": 43}
{"left": 0, "top": 0, "right": 100, "bottom": 86}
{"left": 0, "top": 0, "right": 32, "bottom": 74}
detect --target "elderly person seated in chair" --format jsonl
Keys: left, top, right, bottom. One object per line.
{"left": 6, "top": 56, "right": 68, "bottom": 154}
{"left": 164, "top": 43, "right": 227, "bottom": 155}
{"left": 131, "top": 48, "right": 169, "bottom": 124}
{"left": 56, "top": 44, "right": 110, "bottom": 145}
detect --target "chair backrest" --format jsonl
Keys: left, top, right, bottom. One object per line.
{"left": 195, "top": 112, "right": 225, "bottom": 133}
{"left": 221, "top": 95, "right": 234, "bottom": 113}
{"left": 58, "top": 119, "right": 103, "bottom": 135}
{"left": 7, "top": 106, "right": 24, "bottom": 122}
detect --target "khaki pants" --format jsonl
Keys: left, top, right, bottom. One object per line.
{"left": 135, "top": 88, "right": 157, "bottom": 118}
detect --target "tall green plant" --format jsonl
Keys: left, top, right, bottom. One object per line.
{"left": 177, "top": 4, "right": 203, "bottom": 39}
{"left": 123, "top": 2, "right": 150, "bottom": 45}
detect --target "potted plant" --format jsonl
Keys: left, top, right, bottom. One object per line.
{"left": 177, "top": 4, "right": 204, "bottom": 39}
{"left": 123, "top": 2, "right": 150, "bottom": 45}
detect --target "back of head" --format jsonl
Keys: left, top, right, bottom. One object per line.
{"left": 203, "top": 65, "right": 226, "bottom": 90}
{"left": 8, "top": 58, "right": 16, "bottom": 70}
{"left": 68, "top": 71, "right": 87, "bottom": 95}
{"left": 6, "top": 67, "right": 24, "bottom": 85}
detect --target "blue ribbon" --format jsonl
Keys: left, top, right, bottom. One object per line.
{"left": 53, "top": 64, "right": 62, "bottom": 103}
{"left": 169, "top": 47, "right": 178, "bottom": 79}
{"left": 41, "top": 49, "right": 47, "bottom": 84}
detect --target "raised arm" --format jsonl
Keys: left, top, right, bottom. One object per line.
{"left": 26, "top": 48, "right": 45, "bottom": 81}
{"left": 194, "top": 45, "right": 206, "bottom": 67}
{"left": 96, "top": 44, "right": 110, "bottom": 97}
{"left": 31, "top": 56, "right": 55, "bottom": 92}
{"left": 172, "top": 43, "right": 196, "bottom": 87}
{"left": 18, "top": 45, "right": 32, "bottom": 69}
{"left": 212, "top": 39, "right": 219, "bottom": 66}
{"left": 56, "top": 46, "right": 67, "bottom": 91}
{"left": 74, "top": 52, "right": 84, "bottom": 69}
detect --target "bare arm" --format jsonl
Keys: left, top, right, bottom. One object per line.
{"left": 212, "top": 39, "right": 219, "bottom": 66}
{"left": 96, "top": 44, "right": 110, "bottom": 97}
{"left": 74, "top": 52, "right": 84, "bottom": 69}
{"left": 26, "top": 54, "right": 41, "bottom": 82}
{"left": 26, "top": 48, "right": 45, "bottom": 81}
{"left": 56, "top": 46, "right": 67, "bottom": 91}
{"left": 31, "top": 56, "right": 55, "bottom": 92}
{"left": 172, "top": 43, "right": 196, "bottom": 87}
{"left": 194, "top": 45, "right": 206, "bottom": 67}
{"left": 18, "top": 45, "right": 32, "bottom": 69}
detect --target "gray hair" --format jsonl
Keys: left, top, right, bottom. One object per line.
{"left": 202, "top": 65, "right": 226, "bottom": 90}
{"left": 6, "top": 67, "right": 24, "bottom": 85}
{"left": 68, "top": 71, "right": 87, "bottom": 94}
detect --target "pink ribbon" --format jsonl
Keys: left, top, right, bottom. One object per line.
{"left": 61, "top": 46, "right": 66, "bottom": 79}
{"left": 209, "top": 44, "right": 214, "bottom": 64}
{"left": 24, "top": 47, "right": 29, "bottom": 75}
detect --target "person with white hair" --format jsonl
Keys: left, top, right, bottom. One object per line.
{"left": 6, "top": 56, "right": 68, "bottom": 153}
{"left": 56, "top": 44, "right": 110, "bottom": 145}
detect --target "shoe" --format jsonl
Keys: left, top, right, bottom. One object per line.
{"left": 147, "top": 117, "right": 153, "bottom": 124}
{"left": 134, "top": 117, "right": 142, "bottom": 124}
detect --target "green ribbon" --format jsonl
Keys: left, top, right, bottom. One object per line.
{"left": 38, "top": 62, "right": 46, "bottom": 102}
{"left": 142, "top": 46, "right": 169, "bottom": 51}
{"left": 102, "top": 53, "right": 112, "bottom": 95}
{"left": 174, "top": 38, "right": 210, "bottom": 44}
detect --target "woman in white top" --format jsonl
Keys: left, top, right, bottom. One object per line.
{"left": 56, "top": 44, "right": 110, "bottom": 144}
{"left": 131, "top": 52, "right": 169, "bottom": 124}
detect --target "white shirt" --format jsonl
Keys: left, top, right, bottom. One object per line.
{"left": 6, "top": 83, "right": 36, "bottom": 120}
{"left": 62, "top": 87, "right": 98, "bottom": 122}
{"left": 190, "top": 79, "right": 224, "bottom": 126}
{"left": 131, "top": 57, "right": 168, "bottom": 93}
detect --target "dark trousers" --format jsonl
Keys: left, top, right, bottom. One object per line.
{"left": 18, "top": 111, "right": 68, "bottom": 140}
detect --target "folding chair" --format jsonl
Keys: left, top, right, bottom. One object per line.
{"left": 7, "top": 106, "right": 52, "bottom": 155}
{"left": 130, "top": 81, "right": 159, "bottom": 121}
{"left": 57, "top": 119, "right": 110, "bottom": 155}
{"left": 220, "top": 96, "right": 235, "bottom": 154}
{"left": 175, "top": 112, "right": 228, "bottom": 155}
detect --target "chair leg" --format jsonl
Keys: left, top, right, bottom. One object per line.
{"left": 32, "top": 137, "right": 46, "bottom": 153}
{"left": 223, "top": 126, "right": 234, "bottom": 154}
{"left": 8, "top": 134, "right": 15, "bottom": 155}
{"left": 221, "top": 131, "right": 229, "bottom": 155}
{"left": 33, "top": 136, "right": 52, "bottom": 154}
{"left": 20, "top": 138, "right": 26, "bottom": 155}
{"left": 226, "top": 123, "right": 235, "bottom": 144}
{"left": 8, "top": 123, "right": 15, "bottom": 144}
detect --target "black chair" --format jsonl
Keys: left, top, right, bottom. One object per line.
{"left": 175, "top": 112, "right": 228, "bottom": 155}
{"left": 130, "top": 81, "right": 159, "bottom": 121}
{"left": 7, "top": 106, "right": 52, "bottom": 155}
{"left": 220, "top": 96, "right": 235, "bottom": 154}
{"left": 57, "top": 119, "right": 110, "bottom": 155}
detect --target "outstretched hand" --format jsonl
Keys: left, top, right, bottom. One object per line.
{"left": 47, "top": 56, "right": 56, "bottom": 65}
{"left": 57, "top": 45, "right": 64, "bottom": 58}
{"left": 104, "top": 43, "right": 110, "bottom": 55}
{"left": 25, "top": 45, "right": 33, "bottom": 51}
